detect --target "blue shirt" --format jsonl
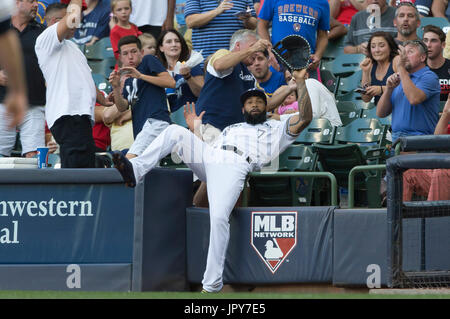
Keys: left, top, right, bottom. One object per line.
{"left": 74, "top": 0, "right": 111, "bottom": 45}
{"left": 36, "top": 0, "right": 59, "bottom": 26}
{"left": 390, "top": 66, "right": 440, "bottom": 136}
{"left": 184, "top": 0, "right": 256, "bottom": 63}
{"left": 123, "top": 55, "right": 171, "bottom": 138}
{"left": 258, "top": 0, "right": 330, "bottom": 53}
{"left": 196, "top": 62, "right": 256, "bottom": 131}
{"left": 258, "top": 69, "right": 286, "bottom": 97}
{"left": 166, "top": 64, "right": 204, "bottom": 112}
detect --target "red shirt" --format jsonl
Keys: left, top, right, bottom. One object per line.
{"left": 336, "top": 0, "right": 359, "bottom": 25}
{"left": 92, "top": 104, "right": 111, "bottom": 151}
{"left": 110, "top": 23, "right": 142, "bottom": 60}
{"left": 447, "top": 124, "right": 450, "bottom": 134}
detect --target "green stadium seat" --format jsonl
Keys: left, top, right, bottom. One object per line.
{"left": 330, "top": 53, "right": 365, "bottom": 78}
{"left": 92, "top": 73, "right": 112, "bottom": 93}
{"left": 417, "top": 17, "right": 450, "bottom": 38}
{"left": 170, "top": 107, "right": 187, "bottom": 128}
{"left": 320, "top": 69, "right": 338, "bottom": 93}
{"left": 335, "top": 70, "right": 362, "bottom": 96}
{"left": 321, "top": 36, "right": 345, "bottom": 62}
{"left": 88, "top": 58, "right": 116, "bottom": 79}
{"left": 84, "top": 37, "right": 115, "bottom": 60}
{"left": 360, "top": 106, "right": 392, "bottom": 126}
{"left": 440, "top": 100, "right": 447, "bottom": 113}
{"left": 336, "top": 101, "right": 361, "bottom": 126}
{"left": 335, "top": 90, "right": 374, "bottom": 109}
{"left": 248, "top": 144, "right": 319, "bottom": 206}
{"left": 295, "top": 118, "right": 336, "bottom": 145}
{"left": 312, "top": 118, "right": 389, "bottom": 208}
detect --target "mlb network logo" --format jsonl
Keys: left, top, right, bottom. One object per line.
{"left": 251, "top": 211, "right": 297, "bottom": 274}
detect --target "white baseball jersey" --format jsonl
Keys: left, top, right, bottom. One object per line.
{"left": 212, "top": 115, "right": 299, "bottom": 168}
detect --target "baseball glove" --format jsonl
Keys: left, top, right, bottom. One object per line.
{"left": 271, "top": 35, "right": 311, "bottom": 71}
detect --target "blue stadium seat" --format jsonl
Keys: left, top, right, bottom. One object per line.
{"left": 417, "top": 17, "right": 450, "bottom": 38}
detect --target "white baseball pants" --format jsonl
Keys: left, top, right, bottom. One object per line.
{"left": 130, "top": 124, "right": 251, "bottom": 292}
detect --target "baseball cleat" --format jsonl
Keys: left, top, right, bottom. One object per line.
{"left": 112, "top": 151, "right": 136, "bottom": 188}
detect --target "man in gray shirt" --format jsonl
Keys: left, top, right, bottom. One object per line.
{"left": 343, "top": 0, "right": 397, "bottom": 55}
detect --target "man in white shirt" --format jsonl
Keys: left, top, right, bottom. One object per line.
{"left": 112, "top": 69, "right": 312, "bottom": 293}
{"left": 35, "top": 0, "right": 111, "bottom": 168}
{"left": 130, "top": 0, "right": 175, "bottom": 40}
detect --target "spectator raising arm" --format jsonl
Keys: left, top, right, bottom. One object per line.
{"left": 57, "top": 0, "right": 83, "bottom": 42}
{"left": 185, "top": 0, "right": 233, "bottom": 29}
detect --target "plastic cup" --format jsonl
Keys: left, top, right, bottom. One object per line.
{"left": 37, "top": 147, "right": 49, "bottom": 168}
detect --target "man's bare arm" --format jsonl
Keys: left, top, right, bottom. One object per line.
{"left": 288, "top": 70, "right": 312, "bottom": 135}
{"left": 57, "top": 0, "right": 83, "bottom": 42}
{"left": 0, "top": 29, "right": 27, "bottom": 127}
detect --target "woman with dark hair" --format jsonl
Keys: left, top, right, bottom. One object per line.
{"left": 156, "top": 29, "right": 204, "bottom": 115}
{"left": 359, "top": 31, "right": 400, "bottom": 105}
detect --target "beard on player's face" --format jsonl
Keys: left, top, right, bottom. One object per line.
{"left": 243, "top": 109, "right": 267, "bottom": 125}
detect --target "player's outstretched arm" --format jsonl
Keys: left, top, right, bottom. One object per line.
{"left": 288, "top": 69, "right": 312, "bottom": 135}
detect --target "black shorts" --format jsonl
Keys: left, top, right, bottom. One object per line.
{"left": 50, "top": 115, "right": 96, "bottom": 168}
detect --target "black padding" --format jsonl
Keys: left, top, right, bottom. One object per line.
{"left": 393, "top": 135, "right": 450, "bottom": 152}
{"left": 0, "top": 168, "right": 125, "bottom": 184}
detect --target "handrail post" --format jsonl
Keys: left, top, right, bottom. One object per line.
{"left": 348, "top": 164, "right": 387, "bottom": 208}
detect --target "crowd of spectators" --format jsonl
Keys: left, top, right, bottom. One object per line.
{"left": 0, "top": 0, "right": 449, "bottom": 200}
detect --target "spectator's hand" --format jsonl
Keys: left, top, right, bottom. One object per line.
{"left": 109, "top": 70, "right": 121, "bottom": 89}
{"left": 249, "top": 39, "right": 272, "bottom": 55}
{"left": 357, "top": 42, "right": 368, "bottom": 55}
{"left": 308, "top": 54, "right": 321, "bottom": 71}
{"left": 106, "top": 92, "right": 115, "bottom": 103}
{"left": 364, "top": 85, "right": 382, "bottom": 96}
{"left": 216, "top": 0, "right": 234, "bottom": 15}
{"left": 386, "top": 72, "right": 400, "bottom": 89}
{"left": 97, "top": 92, "right": 114, "bottom": 107}
{"left": 359, "top": 57, "right": 372, "bottom": 73}
{"left": 3, "top": 91, "right": 27, "bottom": 128}
{"left": 184, "top": 102, "right": 205, "bottom": 133}
{"left": 0, "top": 70, "right": 8, "bottom": 86}
{"left": 179, "top": 64, "right": 191, "bottom": 77}
{"left": 119, "top": 66, "right": 142, "bottom": 80}
{"left": 397, "top": 45, "right": 408, "bottom": 70}
{"left": 46, "top": 139, "right": 58, "bottom": 154}
{"left": 86, "top": 37, "right": 99, "bottom": 47}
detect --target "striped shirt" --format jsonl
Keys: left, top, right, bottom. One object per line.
{"left": 184, "top": 0, "right": 255, "bottom": 60}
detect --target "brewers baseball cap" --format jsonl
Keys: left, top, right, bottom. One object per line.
{"left": 240, "top": 88, "right": 267, "bottom": 106}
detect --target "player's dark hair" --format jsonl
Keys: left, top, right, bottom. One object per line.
{"left": 118, "top": 35, "right": 142, "bottom": 53}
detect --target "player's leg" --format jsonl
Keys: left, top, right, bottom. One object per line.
{"left": 201, "top": 153, "right": 251, "bottom": 292}
{"left": 115, "top": 124, "right": 207, "bottom": 185}
{"left": 126, "top": 119, "right": 170, "bottom": 159}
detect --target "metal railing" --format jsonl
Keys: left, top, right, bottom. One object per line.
{"left": 242, "top": 171, "right": 338, "bottom": 207}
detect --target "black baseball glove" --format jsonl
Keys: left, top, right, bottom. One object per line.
{"left": 271, "top": 35, "right": 311, "bottom": 72}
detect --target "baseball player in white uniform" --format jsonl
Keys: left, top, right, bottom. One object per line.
{"left": 113, "top": 69, "right": 312, "bottom": 293}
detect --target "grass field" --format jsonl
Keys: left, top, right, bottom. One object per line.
{"left": 0, "top": 290, "right": 449, "bottom": 299}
